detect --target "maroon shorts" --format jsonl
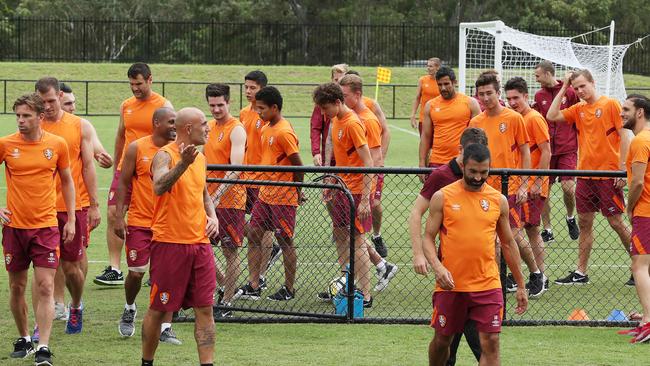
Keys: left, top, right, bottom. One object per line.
{"left": 630, "top": 216, "right": 650, "bottom": 256}
{"left": 549, "top": 153, "right": 577, "bottom": 183}
{"left": 149, "top": 242, "right": 216, "bottom": 311}
{"left": 373, "top": 174, "right": 384, "bottom": 202}
{"left": 81, "top": 206, "right": 90, "bottom": 247}
{"left": 431, "top": 289, "right": 504, "bottom": 336}
{"left": 107, "top": 170, "right": 132, "bottom": 206}
{"left": 215, "top": 208, "right": 245, "bottom": 248}
{"left": 576, "top": 178, "right": 625, "bottom": 217}
{"left": 331, "top": 191, "right": 372, "bottom": 235}
{"left": 249, "top": 201, "right": 297, "bottom": 240}
{"left": 522, "top": 196, "right": 546, "bottom": 227}
{"left": 125, "top": 226, "right": 152, "bottom": 270}
{"left": 2, "top": 226, "right": 60, "bottom": 272}
{"left": 245, "top": 187, "right": 259, "bottom": 215}
{"left": 57, "top": 210, "right": 87, "bottom": 262}
{"left": 507, "top": 195, "right": 523, "bottom": 229}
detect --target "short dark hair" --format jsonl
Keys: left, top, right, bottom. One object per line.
{"left": 462, "top": 143, "right": 491, "bottom": 165}
{"left": 205, "top": 83, "right": 230, "bottom": 102}
{"left": 536, "top": 60, "right": 555, "bottom": 76}
{"left": 504, "top": 77, "right": 528, "bottom": 95}
{"left": 59, "top": 82, "right": 73, "bottom": 93}
{"left": 244, "top": 70, "right": 268, "bottom": 87}
{"left": 475, "top": 72, "right": 500, "bottom": 92}
{"left": 312, "top": 83, "right": 344, "bottom": 106}
{"left": 345, "top": 70, "right": 360, "bottom": 76}
{"left": 35, "top": 77, "right": 60, "bottom": 94}
{"left": 255, "top": 86, "right": 283, "bottom": 111}
{"left": 460, "top": 127, "right": 488, "bottom": 148}
{"left": 13, "top": 93, "right": 44, "bottom": 114}
{"left": 627, "top": 94, "right": 650, "bottom": 120}
{"left": 127, "top": 62, "right": 152, "bottom": 80}
{"left": 435, "top": 66, "right": 456, "bottom": 81}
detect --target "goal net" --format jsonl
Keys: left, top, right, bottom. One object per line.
{"left": 458, "top": 21, "right": 632, "bottom": 102}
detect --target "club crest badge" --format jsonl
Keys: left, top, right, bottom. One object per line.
{"left": 480, "top": 199, "right": 490, "bottom": 211}
{"left": 595, "top": 108, "right": 602, "bottom": 118}
{"left": 561, "top": 96, "right": 567, "bottom": 105}
{"left": 160, "top": 292, "right": 170, "bottom": 305}
{"left": 218, "top": 131, "right": 224, "bottom": 142}
{"left": 11, "top": 148, "right": 19, "bottom": 158}
{"left": 255, "top": 119, "right": 262, "bottom": 129}
{"left": 4, "top": 253, "right": 11, "bottom": 265}
{"left": 269, "top": 136, "right": 274, "bottom": 146}
{"left": 129, "top": 249, "right": 138, "bottom": 261}
{"left": 338, "top": 129, "right": 343, "bottom": 141}
{"left": 43, "top": 148, "right": 54, "bottom": 160}
{"left": 499, "top": 122, "right": 507, "bottom": 133}
{"left": 438, "top": 315, "right": 447, "bottom": 328}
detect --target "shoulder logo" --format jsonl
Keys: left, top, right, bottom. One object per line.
{"left": 338, "top": 129, "right": 343, "bottom": 141}
{"left": 159, "top": 292, "right": 170, "bottom": 305}
{"left": 125, "top": 109, "right": 133, "bottom": 115}
{"left": 269, "top": 136, "right": 274, "bottom": 146}
{"left": 438, "top": 315, "right": 447, "bottom": 328}
{"left": 43, "top": 148, "right": 54, "bottom": 160}
{"left": 10, "top": 148, "right": 19, "bottom": 158}
{"left": 480, "top": 199, "right": 490, "bottom": 212}
{"left": 499, "top": 122, "right": 507, "bottom": 133}
{"left": 595, "top": 108, "right": 602, "bottom": 118}
{"left": 218, "top": 131, "right": 224, "bottom": 142}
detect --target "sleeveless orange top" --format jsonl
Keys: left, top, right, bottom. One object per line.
{"left": 205, "top": 118, "right": 246, "bottom": 210}
{"left": 118, "top": 92, "right": 167, "bottom": 169}
{"left": 127, "top": 136, "right": 159, "bottom": 227}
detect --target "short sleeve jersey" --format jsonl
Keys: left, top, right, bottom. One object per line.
{"left": 627, "top": 130, "right": 650, "bottom": 218}
{"left": 419, "top": 75, "right": 440, "bottom": 123}
{"left": 126, "top": 136, "right": 159, "bottom": 227}
{"left": 428, "top": 93, "right": 473, "bottom": 165}
{"left": 332, "top": 111, "right": 369, "bottom": 195}
{"left": 523, "top": 109, "right": 551, "bottom": 197}
{"left": 258, "top": 119, "right": 301, "bottom": 207}
{"left": 204, "top": 118, "right": 246, "bottom": 210}
{"left": 0, "top": 131, "right": 69, "bottom": 229}
{"left": 357, "top": 107, "right": 382, "bottom": 149}
{"left": 118, "top": 92, "right": 167, "bottom": 169}
{"left": 240, "top": 103, "right": 267, "bottom": 181}
{"left": 561, "top": 96, "right": 622, "bottom": 172}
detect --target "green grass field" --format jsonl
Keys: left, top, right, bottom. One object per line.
{"left": 0, "top": 62, "right": 648, "bottom": 365}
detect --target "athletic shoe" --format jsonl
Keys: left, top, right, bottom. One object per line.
{"left": 213, "top": 302, "right": 233, "bottom": 319}
{"left": 265, "top": 244, "right": 282, "bottom": 272}
{"left": 118, "top": 308, "right": 137, "bottom": 337}
{"left": 10, "top": 337, "right": 34, "bottom": 358}
{"left": 541, "top": 229, "right": 555, "bottom": 243}
{"left": 544, "top": 275, "right": 549, "bottom": 290}
{"left": 65, "top": 306, "right": 83, "bottom": 334}
{"left": 232, "top": 283, "right": 261, "bottom": 301}
{"left": 267, "top": 285, "right": 295, "bottom": 301}
{"left": 144, "top": 278, "right": 151, "bottom": 287}
{"left": 528, "top": 272, "right": 546, "bottom": 298}
{"left": 317, "top": 292, "right": 332, "bottom": 302}
{"left": 625, "top": 275, "right": 635, "bottom": 287}
{"left": 34, "top": 346, "right": 53, "bottom": 366}
{"left": 54, "top": 302, "right": 68, "bottom": 321}
{"left": 505, "top": 273, "right": 517, "bottom": 293}
{"left": 259, "top": 276, "right": 267, "bottom": 290}
{"left": 159, "top": 327, "right": 182, "bottom": 345}
{"left": 216, "top": 287, "right": 225, "bottom": 304}
{"left": 618, "top": 326, "right": 642, "bottom": 336}
{"left": 363, "top": 296, "right": 373, "bottom": 308}
{"left": 631, "top": 323, "right": 650, "bottom": 343}
{"left": 93, "top": 266, "right": 124, "bottom": 286}
{"left": 32, "top": 326, "right": 40, "bottom": 344}
{"left": 371, "top": 235, "right": 388, "bottom": 258}
{"left": 566, "top": 217, "right": 580, "bottom": 240}
{"left": 554, "top": 271, "right": 589, "bottom": 285}
{"left": 374, "top": 263, "right": 399, "bottom": 292}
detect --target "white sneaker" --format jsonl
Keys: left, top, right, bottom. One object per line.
{"left": 374, "top": 263, "right": 399, "bottom": 292}
{"left": 54, "top": 302, "right": 68, "bottom": 321}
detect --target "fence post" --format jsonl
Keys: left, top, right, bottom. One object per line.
{"left": 338, "top": 22, "right": 342, "bottom": 61}
{"left": 210, "top": 19, "right": 215, "bottom": 63}
{"left": 400, "top": 23, "right": 405, "bottom": 66}
{"left": 82, "top": 18, "right": 87, "bottom": 61}
{"left": 3, "top": 80, "right": 7, "bottom": 114}
{"left": 500, "top": 172, "right": 509, "bottom": 321}
{"left": 345, "top": 188, "right": 356, "bottom": 321}
{"left": 392, "top": 85, "right": 396, "bottom": 119}
{"left": 17, "top": 18, "right": 22, "bottom": 60}
{"left": 85, "top": 81, "right": 89, "bottom": 115}
{"left": 147, "top": 20, "right": 152, "bottom": 61}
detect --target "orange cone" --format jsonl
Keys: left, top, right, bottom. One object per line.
{"left": 568, "top": 309, "right": 589, "bottom": 320}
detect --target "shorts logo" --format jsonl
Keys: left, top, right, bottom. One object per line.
{"left": 255, "top": 120, "right": 262, "bottom": 129}
{"left": 43, "top": 148, "right": 54, "bottom": 160}
{"left": 159, "top": 292, "right": 170, "bottom": 305}
{"left": 4, "top": 253, "right": 12, "bottom": 265}
{"left": 337, "top": 129, "right": 343, "bottom": 141}
{"left": 480, "top": 199, "right": 490, "bottom": 211}
{"left": 48, "top": 252, "right": 56, "bottom": 263}
{"left": 499, "top": 122, "right": 507, "bottom": 133}
{"left": 218, "top": 131, "right": 224, "bottom": 142}
{"left": 492, "top": 314, "right": 500, "bottom": 327}
{"left": 561, "top": 96, "right": 567, "bottom": 105}
{"left": 595, "top": 108, "right": 602, "bottom": 118}
{"left": 109, "top": 191, "right": 115, "bottom": 201}
{"left": 129, "top": 249, "right": 138, "bottom": 261}
{"left": 438, "top": 315, "right": 447, "bottom": 328}
{"left": 269, "top": 136, "right": 274, "bottom": 146}
{"left": 541, "top": 100, "right": 547, "bottom": 105}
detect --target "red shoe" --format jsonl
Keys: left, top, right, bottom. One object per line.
{"left": 618, "top": 326, "right": 641, "bottom": 336}
{"left": 631, "top": 323, "right": 650, "bottom": 344}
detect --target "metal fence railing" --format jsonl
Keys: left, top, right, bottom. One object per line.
{"left": 191, "top": 165, "right": 639, "bottom": 327}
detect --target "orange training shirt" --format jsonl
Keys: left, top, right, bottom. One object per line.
{"left": 258, "top": 119, "right": 301, "bottom": 207}
{"left": 204, "top": 118, "right": 246, "bottom": 210}
{"left": 240, "top": 103, "right": 267, "bottom": 182}
{"left": 428, "top": 93, "right": 473, "bottom": 165}
{"left": 523, "top": 109, "right": 550, "bottom": 197}
{"left": 362, "top": 96, "right": 379, "bottom": 117}
{"left": 126, "top": 136, "right": 159, "bottom": 227}
{"left": 419, "top": 75, "right": 440, "bottom": 123}
{"left": 118, "top": 92, "right": 167, "bottom": 169}
{"left": 332, "top": 110, "right": 368, "bottom": 195}
{"left": 357, "top": 107, "right": 382, "bottom": 149}
{"left": 627, "top": 130, "right": 650, "bottom": 218}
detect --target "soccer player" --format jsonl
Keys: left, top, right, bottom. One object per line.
{"left": 409, "top": 127, "right": 488, "bottom": 366}
{"left": 36, "top": 77, "right": 101, "bottom": 334}
{"left": 339, "top": 74, "right": 398, "bottom": 291}
{"left": 410, "top": 57, "right": 441, "bottom": 133}
{"left": 243, "top": 86, "right": 303, "bottom": 301}
{"left": 98, "top": 62, "right": 172, "bottom": 286}
{"left": 313, "top": 82, "right": 374, "bottom": 306}
{"left": 505, "top": 77, "right": 551, "bottom": 295}
{"left": 533, "top": 61, "right": 581, "bottom": 243}
{"left": 143, "top": 107, "right": 219, "bottom": 366}
{"left": 423, "top": 143, "right": 528, "bottom": 366}
{"left": 59, "top": 82, "right": 76, "bottom": 114}
{"left": 621, "top": 94, "right": 650, "bottom": 342}
{"left": 2, "top": 94, "right": 75, "bottom": 365}
{"left": 419, "top": 66, "right": 481, "bottom": 170}
{"left": 203, "top": 83, "right": 247, "bottom": 315}
{"left": 547, "top": 69, "right": 632, "bottom": 285}
{"left": 114, "top": 107, "right": 181, "bottom": 344}
{"left": 468, "top": 72, "right": 544, "bottom": 296}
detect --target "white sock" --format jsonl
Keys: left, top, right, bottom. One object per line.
{"left": 111, "top": 266, "right": 122, "bottom": 274}
{"left": 37, "top": 344, "right": 48, "bottom": 351}
{"left": 533, "top": 270, "right": 541, "bottom": 274}
{"left": 373, "top": 232, "right": 381, "bottom": 239}
{"left": 575, "top": 270, "right": 586, "bottom": 276}
{"left": 376, "top": 259, "right": 386, "bottom": 271}
{"left": 161, "top": 322, "right": 172, "bottom": 334}
{"left": 22, "top": 335, "right": 31, "bottom": 342}
{"left": 567, "top": 215, "right": 575, "bottom": 220}
{"left": 125, "top": 303, "right": 136, "bottom": 311}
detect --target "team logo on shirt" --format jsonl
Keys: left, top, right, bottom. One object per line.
{"left": 269, "top": 136, "right": 275, "bottom": 146}
{"left": 438, "top": 315, "right": 447, "bottom": 328}
{"left": 435, "top": 107, "right": 441, "bottom": 112}
{"left": 129, "top": 249, "right": 137, "bottom": 261}
{"left": 160, "top": 292, "right": 170, "bottom": 305}
{"left": 43, "top": 148, "right": 54, "bottom": 160}
{"left": 338, "top": 129, "right": 343, "bottom": 141}
{"left": 499, "top": 122, "right": 507, "bottom": 133}
{"left": 10, "top": 148, "right": 19, "bottom": 158}
{"left": 595, "top": 108, "right": 602, "bottom": 118}
{"left": 451, "top": 203, "right": 461, "bottom": 211}
{"left": 480, "top": 199, "right": 490, "bottom": 212}
{"left": 218, "top": 131, "right": 224, "bottom": 142}
{"left": 255, "top": 119, "right": 262, "bottom": 129}
{"left": 125, "top": 109, "right": 133, "bottom": 115}
{"left": 4, "top": 253, "right": 11, "bottom": 265}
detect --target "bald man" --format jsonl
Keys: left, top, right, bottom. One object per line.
{"left": 142, "top": 107, "right": 219, "bottom": 366}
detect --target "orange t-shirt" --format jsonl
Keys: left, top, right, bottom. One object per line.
{"left": 332, "top": 110, "right": 368, "bottom": 194}
{"left": 0, "top": 131, "right": 70, "bottom": 229}
{"left": 126, "top": 136, "right": 159, "bottom": 227}
{"left": 204, "top": 118, "right": 246, "bottom": 210}
{"left": 362, "top": 96, "right": 379, "bottom": 117}
{"left": 258, "top": 119, "right": 301, "bottom": 207}
{"left": 436, "top": 180, "right": 502, "bottom": 292}
{"left": 419, "top": 75, "right": 440, "bottom": 123}
{"left": 627, "top": 130, "right": 650, "bottom": 218}
{"left": 118, "top": 92, "right": 167, "bottom": 169}
{"left": 41, "top": 112, "right": 85, "bottom": 210}
{"left": 240, "top": 103, "right": 267, "bottom": 181}
{"left": 469, "top": 107, "right": 529, "bottom": 195}
{"left": 356, "top": 107, "right": 382, "bottom": 149}
{"left": 151, "top": 143, "right": 209, "bottom": 244}
{"left": 561, "top": 96, "right": 622, "bottom": 172}
{"left": 523, "top": 109, "right": 550, "bottom": 197}
{"left": 428, "top": 93, "right": 473, "bottom": 165}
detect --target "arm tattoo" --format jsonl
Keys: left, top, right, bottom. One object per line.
{"left": 153, "top": 152, "right": 190, "bottom": 195}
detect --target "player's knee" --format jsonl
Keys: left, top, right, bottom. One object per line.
{"left": 127, "top": 270, "right": 145, "bottom": 280}
{"left": 432, "top": 333, "right": 452, "bottom": 349}
{"left": 107, "top": 205, "right": 117, "bottom": 223}
{"left": 9, "top": 280, "right": 26, "bottom": 296}
{"left": 577, "top": 217, "right": 593, "bottom": 230}
{"left": 35, "top": 280, "right": 54, "bottom": 299}
{"left": 480, "top": 333, "right": 500, "bottom": 354}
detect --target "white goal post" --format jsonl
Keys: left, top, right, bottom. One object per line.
{"left": 458, "top": 20, "right": 632, "bottom": 102}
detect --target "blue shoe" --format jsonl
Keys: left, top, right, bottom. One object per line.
{"left": 32, "top": 325, "right": 40, "bottom": 343}
{"left": 65, "top": 306, "right": 83, "bottom": 334}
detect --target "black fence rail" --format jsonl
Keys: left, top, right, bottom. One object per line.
{"left": 198, "top": 165, "right": 639, "bottom": 327}
{"left": 1, "top": 19, "right": 649, "bottom": 75}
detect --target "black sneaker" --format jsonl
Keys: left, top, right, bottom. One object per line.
{"left": 213, "top": 302, "right": 233, "bottom": 319}
{"left": 625, "top": 275, "right": 636, "bottom": 287}
{"left": 10, "top": 337, "right": 34, "bottom": 358}
{"left": 554, "top": 271, "right": 589, "bottom": 285}
{"left": 566, "top": 217, "right": 580, "bottom": 240}
{"left": 265, "top": 244, "right": 282, "bottom": 272}
{"left": 363, "top": 296, "right": 373, "bottom": 308}
{"left": 232, "top": 283, "right": 261, "bottom": 301}
{"left": 34, "top": 346, "right": 53, "bottom": 366}
{"left": 544, "top": 276, "right": 549, "bottom": 290}
{"left": 267, "top": 285, "right": 295, "bottom": 301}
{"left": 528, "top": 272, "right": 546, "bottom": 298}
{"left": 505, "top": 273, "right": 517, "bottom": 293}
{"left": 259, "top": 277, "right": 267, "bottom": 290}
{"left": 216, "top": 287, "right": 225, "bottom": 304}
{"left": 371, "top": 235, "right": 388, "bottom": 258}
{"left": 93, "top": 266, "right": 124, "bottom": 286}
{"left": 317, "top": 292, "right": 332, "bottom": 302}
{"left": 541, "top": 229, "right": 555, "bottom": 243}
